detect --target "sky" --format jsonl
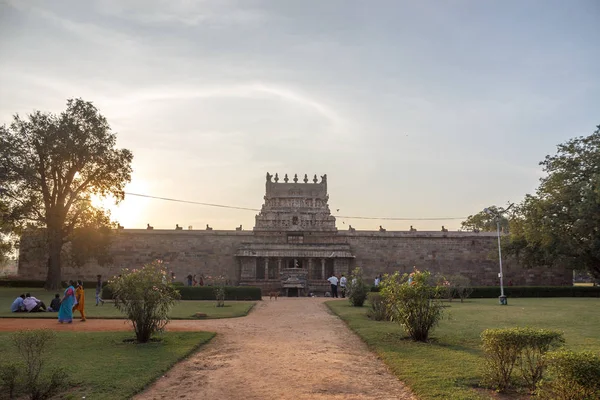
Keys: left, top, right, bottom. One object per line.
{"left": 1, "top": 0, "right": 598, "bottom": 231}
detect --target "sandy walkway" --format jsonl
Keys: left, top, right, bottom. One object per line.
{"left": 137, "top": 298, "right": 415, "bottom": 400}
{"left": 0, "top": 298, "right": 415, "bottom": 399}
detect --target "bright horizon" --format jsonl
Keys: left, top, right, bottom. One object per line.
{"left": 1, "top": 1, "right": 599, "bottom": 231}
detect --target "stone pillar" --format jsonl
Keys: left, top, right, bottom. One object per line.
{"left": 277, "top": 258, "right": 282, "bottom": 277}
{"left": 265, "top": 258, "right": 269, "bottom": 280}
{"left": 321, "top": 258, "right": 326, "bottom": 279}
{"left": 308, "top": 258, "right": 313, "bottom": 279}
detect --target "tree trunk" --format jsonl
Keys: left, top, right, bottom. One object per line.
{"left": 44, "top": 232, "right": 63, "bottom": 290}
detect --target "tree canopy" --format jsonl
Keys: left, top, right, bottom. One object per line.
{"left": 460, "top": 205, "right": 511, "bottom": 233}
{"left": 505, "top": 125, "right": 600, "bottom": 280}
{"left": 0, "top": 99, "right": 133, "bottom": 288}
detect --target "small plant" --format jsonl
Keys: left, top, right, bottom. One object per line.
{"left": 11, "top": 329, "right": 68, "bottom": 400}
{"left": 379, "top": 268, "right": 445, "bottom": 342}
{"left": 108, "top": 260, "right": 181, "bottom": 343}
{"left": 347, "top": 267, "right": 370, "bottom": 307}
{"left": 447, "top": 274, "right": 474, "bottom": 302}
{"left": 537, "top": 350, "right": 600, "bottom": 399}
{"left": 206, "top": 274, "right": 227, "bottom": 307}
{"left": 0, "top": 363, "right": 19, "bottom": 399}
{"left": 366, "top": 293, "right": 391, "bottom": 321}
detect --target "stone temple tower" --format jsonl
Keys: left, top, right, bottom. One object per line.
{"left": 253, "top": 172, "right": 337, "bottom": 232}
{"left": 236, "top": 172, "right": 353, "bottom": 296}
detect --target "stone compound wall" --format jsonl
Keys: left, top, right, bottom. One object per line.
{"left": 17, "top": 230, "right": 572, "bottom": 286}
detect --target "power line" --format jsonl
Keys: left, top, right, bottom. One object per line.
{"left": 124, "top": 192, "right": 468, "bottom": 221}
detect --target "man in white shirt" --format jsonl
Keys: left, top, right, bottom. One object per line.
{"left": 327, "top": 275, "right": 339, "bottom": 298}
{"left": 23, "top": 293, "right": 47, "bottom": 312}
{"left": 339, "top": 274, "right": 347, "bottom": 298}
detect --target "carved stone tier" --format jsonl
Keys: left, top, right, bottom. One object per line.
{"left": 254, "top": 172, "right": 337, "bottom": 232}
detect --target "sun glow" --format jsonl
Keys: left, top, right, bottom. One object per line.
{"left": 89, "top": 179, "right": 151, "bottom": 228}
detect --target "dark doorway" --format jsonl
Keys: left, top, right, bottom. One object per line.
{"left": 287, "top": 288, "right": 299, "bottom": 297}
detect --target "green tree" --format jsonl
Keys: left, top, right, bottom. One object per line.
{"left": 506, "top": 125, "right": 600, "bottom": 280}
{"left": 460, "top": 205, "right": 510, "bottom": 233}
{"left": 0, "top": 99, "right": 132, "bottom": 289}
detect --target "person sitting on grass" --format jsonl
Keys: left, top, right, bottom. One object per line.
{"left": 48, "top": 294, "right": 61, "bottom": 312}
{"left": 10, "top": 294, "right": 26, "bottom": 312}
{"left": 23, "top": 293, "right": 47, "bottom": 312}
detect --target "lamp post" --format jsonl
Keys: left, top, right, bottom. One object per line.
{"left": 484, "top": 204, "right": 513, "bottom": 305}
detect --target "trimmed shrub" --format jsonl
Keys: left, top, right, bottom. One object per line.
{"left": 518, "top": 329, "right": 564, "bottom": 391}
{"left": 481, "top": 328, "right": 526, "bottom": 391}
{"left": 0, "top": 280, "right": 108, "bottom": 288}
{"left": 481, "top": 327, "right": 564, "bottom": 392}
{"left": 380, "top": 269, "right": 445, "bottom": 342}
{"left": 366, "top": 292, "right": 392, "bottom": 321}
{"left": 471, "top": 286, "right": 600, "bottom": 298}
{"left": 347, "top": 267, "right": 370, "bottom": 307}
{"left": 537, "top": 350, "right": 600, "bottom": 399}
{"left": 176, "top": 286, "right": 262, "bottom": 301}
{"left": 108, "top": 261, "right": 181, "bottom": 343}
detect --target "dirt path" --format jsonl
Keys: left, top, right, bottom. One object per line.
{"left": 137, "top": 298, "right": 415, "bottom": 400}
{"left": 0, "top": 298, "right": 416, "bottom": 399}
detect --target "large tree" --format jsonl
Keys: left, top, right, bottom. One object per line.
{"left": 505, "top": 125, "right": 600, "bottom": 280}
{"left": 0, "top": 99, "right": 133, "bottom": 289}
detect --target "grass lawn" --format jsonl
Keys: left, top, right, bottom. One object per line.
{"left": 0, "top": 330, "right": 214, "bottom": 400}
{"left": 0, "top": 288, "right": 255, "bottom": 319}
{"left": 327, "top": 297, "right": 600, "bottom": 400}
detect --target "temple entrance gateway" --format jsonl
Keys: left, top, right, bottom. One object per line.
{"left": 235, "top": 172, "right": 355, "bottom": 295}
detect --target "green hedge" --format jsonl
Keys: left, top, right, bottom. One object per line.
{"left": 102, "top": 285, "right": 261, "bottom": 301}
{"left": 0, "top": 280, "right": 108, "bottom": 288}
{"left": 471, "top": 286, "right": 600, "bottom": 298}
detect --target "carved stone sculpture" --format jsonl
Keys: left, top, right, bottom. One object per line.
{"left": 441, "top": 226, "right": 448, "bottom": 232}
{"left": 236, "top": 225, "right": 243, "bottom": 231}
{"left": 379, "top": 225, "right": 386, "bottom": 232}
{"left": 206, "top": 224, "right": 213, "bottom": 231}
{"left": 175, "top": 224, "right": 183, "bottom": 230}
{"left": 410, "top": 225, "right": 417, "bottom": 232}
{"left": 284, "top": 174, "right": 289, "bottom": 183}
{"left": 266, "top": 172, "right": 272, "bottom": 182}
{"left": 274, "top": 173, "right": 279, "bottom": 182}
{"left": 304, "top": 174, "right": 308, "bottom": 183}
{"left": 293, "top": 173, "right": 298, "bottom": 183}
{"left": 146, "top": 223, "right": 153, "bottom": 230}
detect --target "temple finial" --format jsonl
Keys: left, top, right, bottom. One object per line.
{"left": 274, "top": 173, "right": 279, "bottom": 182}
{"left": 313, "top": 174, "right": 318, "bottom": 183}
{"left": 303, "top": 174, "right": 308, "bottom": 183}
{"left": 284, "top": 174, "right": 289, "bottom": 183}
{"left": 293, "top": 173, "right": 298, "bottom": 183}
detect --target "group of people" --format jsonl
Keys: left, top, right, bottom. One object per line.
{"left": 9, "top": 275, "right": 106, "bottom": 324}
{"left": 186, "top": 274, "right": 205, "bottom": 287}
{"left": 327, "top": 274, "right": 347, "bottom": 298}
{"left": 10, "top": 292, "right": 59, "bottom": 313}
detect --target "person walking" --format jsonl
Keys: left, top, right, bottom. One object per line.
{"left": 95, "top": 274, "right": 105, "bottom": 306}
{"left": 73, "top": 280, "right": 87, "bottom": 321}
{"left": 339, "top": 274, "right": 347, "bottom": 298}
{"left": 58, "top": 281, "right": 76, "bottom": 323}
{"left": 327, "top": 274, "right": 339, "bottom": 298}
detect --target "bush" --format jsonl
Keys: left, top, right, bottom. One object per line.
{"left": 470, "top": 286, "right": 600, "bottom": 298}
{"left": 518, "top": 329, "right": 564, "bottom": 392}
{"left": 446, "top": 274, "right": 474, "bottom": 302}
{"left": 103, "top": 285, "right": 261, "bottom": 300}
{"left": 108, "top": 260, "right": 181, "bottom": 343}
{"left": 366, "top": 293, "right": 391, "bottom": 321}
{"left": 380, "top": 268, "right": 445, "bottom": 342}
{"left": 0, "top": 363, "right": 19, "bottom": 399}
{"left": 12, "top": 329, "right": 68, "bottom": 400}
{"left": 481, "top": 327, "right": 564, "bottom": 392}
{"left": 347, "top": 267, "right": 370, "bottom": 307}
{"left": 537, "top": 350, "right": 600, "bottom": 399}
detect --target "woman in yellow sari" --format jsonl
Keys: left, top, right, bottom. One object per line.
{"left": 73, "top": 280, "right": 86, "bottom": 321}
